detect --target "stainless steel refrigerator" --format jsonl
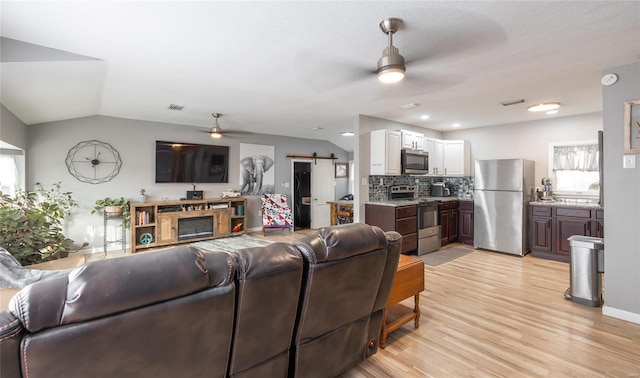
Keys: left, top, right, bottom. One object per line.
{"left": 474, "top": 159, "right": 535, "bottom": 256}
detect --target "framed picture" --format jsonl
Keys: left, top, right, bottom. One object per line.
{"left": 239, "top": 143, "right": 275, "bottom": 195}
{"left": 335, "top": 162, "right": 348, "bottom": 178}
{"left": 624, "top": 100, "right": 640, "bottom": 154}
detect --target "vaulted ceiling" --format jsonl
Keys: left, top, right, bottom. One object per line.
{"left": 1, "top": 1, "right": 639, "bottom": 151}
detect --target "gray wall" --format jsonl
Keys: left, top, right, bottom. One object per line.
{"left": 0, "top": 103, "right": 28, "bottom": 149}
{"left": 601, "top": 62, "right": 640, "bottom": 322}
{"left": 25, "top": 115, "right": 347, "bottom": 251}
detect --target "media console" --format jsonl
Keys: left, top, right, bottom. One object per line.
{"left": 130, "top": 198, "right": 246, "bottom": 253}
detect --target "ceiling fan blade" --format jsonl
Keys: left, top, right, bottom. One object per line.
{"left": 223, "top": 130, "right": 254, "bottom": 135}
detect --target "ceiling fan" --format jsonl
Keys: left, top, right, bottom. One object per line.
{"left": 292, "top": 15, "right": 470, "bottom": 102}
{"left": 204, "top": 113, "right": 252, "bottom": 139}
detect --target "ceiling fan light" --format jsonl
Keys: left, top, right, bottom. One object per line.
{"left": 210, "top": 126, "right": 223, "bottom": 138}
{"left": 377, "top": 46, "right": 406, "bottom": 84}
{"left": 378, "top": 67, "right": 405, "bottom": 83}
{"left": 528, "top": 102, "right": 560, "bottom": 112}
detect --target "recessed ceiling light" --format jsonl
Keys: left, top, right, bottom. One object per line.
{"left": 546, "top": 110, "right": 559, "bottom": 115}
{"left": 452, "top": 123, "right": 460, "bottom": 128}
{"left": 341, "top": 131, "right": 355, "bottom": 136}
{"left": 528, "top": 102, "right": 560, "bottom": 112}
{"left": 420, "top": 115, "right": 430, "bottom": 120}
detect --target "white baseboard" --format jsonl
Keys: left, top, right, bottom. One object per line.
{"left": 602, "top": 305, "right": 640, "bottom": 325}
{"left": 247, "top": 226, "right": 262, "bottom": 233}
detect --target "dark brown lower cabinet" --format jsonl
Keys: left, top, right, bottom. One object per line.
{"left": 365, "top": 204, "right": 417, "bottom": 253}
{"left": 458, "top": 201, "right": 474, "bottom": 245}
{"left": 440, "top": 201, "right": 459, "bottom": 246}
{"left": 555, "top": 207, "right": 597, "bottom": 258}
{"left": 530, "top": 205, "right": 604, "bottom": 262}
{"left": 594, "top": 210, "right": 604, "bottom": 238}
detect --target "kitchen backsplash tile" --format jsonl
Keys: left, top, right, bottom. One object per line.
{"left": 369, "top": 175, "right": 474, "bottom": 201}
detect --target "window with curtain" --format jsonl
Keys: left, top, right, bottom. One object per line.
{"left": 550, "top": 142, "right": 600, "bottom": 197}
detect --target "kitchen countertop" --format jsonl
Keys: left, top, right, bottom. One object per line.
{"left": 529, "top": 200, "right": 603, "bottom": 210}
{"left": 365, "top": 197, "right": 474, "bottom": 207}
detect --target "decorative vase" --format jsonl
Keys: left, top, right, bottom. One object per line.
{"left": 139, "top": 195, "right": 147, "bottom": 203}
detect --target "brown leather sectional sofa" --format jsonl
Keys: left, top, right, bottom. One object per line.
{"left": 0, "top": 223, "right": 402, "bottom": 378}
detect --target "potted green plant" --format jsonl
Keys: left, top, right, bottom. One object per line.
{"left": 0, "top": 182, "right": 88, "bottom": 265}
{"left": 92, "top": 197, "right": 131, "bottom": 227}
{"left": 139, "top": 188, "right": 147, "bottom": 203}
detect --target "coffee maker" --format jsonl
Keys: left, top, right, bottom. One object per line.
{"left": 431, "top": 182, "right": 451, "bottom": 197}
{"left": 537, "top": 177, "right": 554, "bottom": 201}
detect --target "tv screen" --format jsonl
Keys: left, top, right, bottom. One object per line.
{"left": 155, "top": 141, "right": 229, "bottom": 183}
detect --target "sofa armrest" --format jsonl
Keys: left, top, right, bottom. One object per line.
{"left": 0, "top": 310, "right": 23, "bottom": 378}
{"left": 373, "top": 230, "right": 402, "bottom": 312}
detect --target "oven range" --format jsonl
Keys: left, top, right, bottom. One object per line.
{"left": 388, "top": 186, "right": 441, "bottom": 255}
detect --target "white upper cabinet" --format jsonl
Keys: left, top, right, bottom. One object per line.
{"left": 424, "top": 137, "right": 442, "bottom": 175}
{"left": 424, "top": 138, "right": 470, "bottom": 176}
{"left": 401, "top": 130, "right": 425, "bottom": 151}
{"left": 370, "top": 129, "right": 401, "bottom": 175}
{"left": 443, "top": 140, "right": 471, "bottom": 176}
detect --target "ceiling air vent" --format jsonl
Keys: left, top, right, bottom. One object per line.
{"left": 168, "top": 104, "right": 185, "bottom": 111}
{"left": 501, "top": 99, "right": 525, "bottom": 106}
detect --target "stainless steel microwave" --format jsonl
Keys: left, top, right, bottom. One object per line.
{"left": 401, "top": 149, "right": 429, "bottom": 174}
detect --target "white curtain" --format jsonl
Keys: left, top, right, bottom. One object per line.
{"left": 0, "top": 155, "right": 20, "bottom": 196}
{"left": 553, "top": 144, "right": 599, "bottom": 172}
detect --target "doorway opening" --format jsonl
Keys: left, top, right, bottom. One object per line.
{"left": 293, "top": 161, "right": 311, "bottom": 230}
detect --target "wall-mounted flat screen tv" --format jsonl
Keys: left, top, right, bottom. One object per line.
{"left": 155, "top": 141, "right": 229, "bottom": 183}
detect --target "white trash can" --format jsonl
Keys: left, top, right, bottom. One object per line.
{"left": 567, "top": 235, "right": 604, "bottom": 307}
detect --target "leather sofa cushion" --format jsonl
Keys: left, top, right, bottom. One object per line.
{"left": 10, "top": 246, "right": 234, "bottom": 332}
{"left": 226, "top": 243, "right": 303, "bottom": 376}
{"left": 295, "top": 222, "right": 388, "bottom": 263}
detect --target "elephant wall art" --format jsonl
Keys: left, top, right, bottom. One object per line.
{"left": 239, "top": 144, "right": 275, "bottom": 196}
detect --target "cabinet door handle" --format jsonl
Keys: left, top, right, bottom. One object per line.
{"left": 547, "top": 219, "right": 551, "bottom": 228}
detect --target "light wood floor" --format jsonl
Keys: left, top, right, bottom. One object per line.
{"left": 253, "top": 230, "right": 640, "bottom": 377}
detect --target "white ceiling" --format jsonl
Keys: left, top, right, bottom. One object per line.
{"left": 1, "top": 1, "right": 639, "bottom": 151}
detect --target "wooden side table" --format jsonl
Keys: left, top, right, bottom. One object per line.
{"left": 380, "top": 254, "right": 425, "bottom": 348}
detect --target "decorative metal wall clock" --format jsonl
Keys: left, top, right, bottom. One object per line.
{"left": 65, "top": 140, "right": 122, "bottom": 184}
